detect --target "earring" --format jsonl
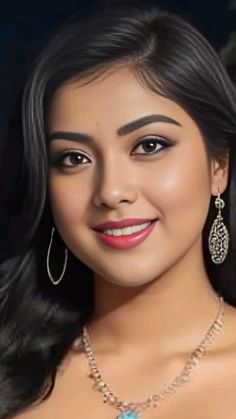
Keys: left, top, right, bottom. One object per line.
{"left": 46, "top": 226, "right": 68, "bottom": 285}
{"left": 208, "top": 189, "right": 229, "bottom": 264}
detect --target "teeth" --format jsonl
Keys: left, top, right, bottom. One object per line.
{"left": 103, "top": 222, "right": 152, "bottom": 236}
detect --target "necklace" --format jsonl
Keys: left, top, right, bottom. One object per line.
{"left": 80, "top": 295, "right": 224, "bottom": 418}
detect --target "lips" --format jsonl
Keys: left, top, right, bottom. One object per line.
{"left": 92, "top": 219, "right": 158, "bottom": 250}
{"left": 92, "top": 218, "right": 158, "bottom": 231}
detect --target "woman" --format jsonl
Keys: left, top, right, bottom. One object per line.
{"left": 1, "top": 1, "right": 236, "bottom": 418}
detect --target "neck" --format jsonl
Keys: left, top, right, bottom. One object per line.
{"left": 86, "top": 246, "right": 221, "bottom": 359}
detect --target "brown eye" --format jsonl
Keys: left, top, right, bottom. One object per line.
{"left": 68, "top": 154, "right": 85, "bottom": 165}
{"left": 132, "top": 137, "right": 171, "bottom": 155}
{"left": 53, "top": 151, "right": 91, "bottom": 168}
{"left": 141, "top": 141, "right": 159, "bottom": 153}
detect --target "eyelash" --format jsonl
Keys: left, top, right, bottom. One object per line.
{"left": 52, "top": 137, "right": 173, "bottom": 169}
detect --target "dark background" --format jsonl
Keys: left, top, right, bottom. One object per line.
{"left": 0, "top": 0, "right": 235, "bottom": 133}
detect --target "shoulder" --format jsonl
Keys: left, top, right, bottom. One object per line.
{"left": 12, "top": 301, "right": 236, "bottom": 419}
{"left": 13, "top": 348, "right": 89, "bottom": 419}
{"left": 215, "top": 300, "right": 236, "bottom": 355}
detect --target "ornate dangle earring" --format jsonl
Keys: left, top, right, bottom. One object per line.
{"left": 208, "top": 189, "right": 229, "bottom": 264}
{"left": 46, "top": 226, "right": 68, "bottom": 285}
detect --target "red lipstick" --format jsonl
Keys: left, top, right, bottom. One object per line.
{"left": 92, "top": 218, "right": 158, "bottom": 250}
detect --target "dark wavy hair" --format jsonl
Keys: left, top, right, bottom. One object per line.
{"left": 1, "top": 1, "right": 236, "bottom": 417}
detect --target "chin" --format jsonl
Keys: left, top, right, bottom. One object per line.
{"left": 102, "top": 273, "right": 157, "bottom": 288}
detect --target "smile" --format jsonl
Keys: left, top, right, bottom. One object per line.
{"left": 93, "top": 219, "right": 158, "bottom": 249}
{"left": 102, "top": 221, "right": 151, "bottom": 236}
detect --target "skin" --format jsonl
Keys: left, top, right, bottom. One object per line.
{"left": 24, "top": 65, "right": 236, "bottom": 418}
{"left": 47, "top": 64, "right": 230, "bottom": 350}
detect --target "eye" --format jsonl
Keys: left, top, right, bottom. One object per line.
{"left": 132, "top": 137, "right": 172, "bottom": 156}
{"left": 52, "top": 150, "right": 91, "bottom": 168}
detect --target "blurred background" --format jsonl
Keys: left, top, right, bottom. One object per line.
{"left": 0, "top": 0, "right": 235, "bottom": 138}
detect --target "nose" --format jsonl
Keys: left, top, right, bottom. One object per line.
{"left": 92, "top": 157, "right": 137, "bottom": 209}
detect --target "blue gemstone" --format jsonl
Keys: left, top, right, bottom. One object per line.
{"left": 117, "top": 411, "right": 139, "bottom": 419}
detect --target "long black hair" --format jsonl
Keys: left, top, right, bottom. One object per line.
{"left": 1, "top": 1, "right": 236, "bottom": 417}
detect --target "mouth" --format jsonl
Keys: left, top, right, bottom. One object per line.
{"left": 92, "top": 219, "right": 158, "bottom": 250}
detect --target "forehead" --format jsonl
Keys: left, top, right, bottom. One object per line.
{"left": 47, "top": 66, "right": 200, "bottom": 136}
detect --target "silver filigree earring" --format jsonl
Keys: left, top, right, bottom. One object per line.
{"left": 46, "top": 226, "right": 68, "bottom": 285}
{"left": 208, "top": 190, "right": 229, "bottom": 264}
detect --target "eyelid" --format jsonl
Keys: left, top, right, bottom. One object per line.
{"left": 52, "top": 149, "right": 91, "bottom": 167}
{"left": 131, "top": 136, "right": 174, "bottom": 154}
{"left": 51, "top": 136, "right": 174, "bottom": 168}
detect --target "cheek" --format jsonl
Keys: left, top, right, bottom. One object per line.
{"left": 142, "top": 148, "right": 211, "bottom": 231}
{"left": 48, "top": 174, "right": 91, "bottom": 226}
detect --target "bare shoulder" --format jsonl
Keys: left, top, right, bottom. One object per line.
{"left": 218, "top": 300, "right": 236, "bottom": 355}
{"left": 13, "top": 302, "right": 236, "bottom": 419}
{"left": 14, "top": 348, "right": 117, "bottom": 419}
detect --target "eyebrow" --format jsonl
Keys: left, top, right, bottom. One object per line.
{"left": 47, "top": 114, "right": 182, "bottom": 144}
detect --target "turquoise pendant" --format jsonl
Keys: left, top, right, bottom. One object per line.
{"left": 117, "top": 411, "right": 139, "bottom": 419}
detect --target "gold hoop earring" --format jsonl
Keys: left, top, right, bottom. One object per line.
{"left": 208, "top": 189, "right": 229, "bottom": 264}
{"left": 46, "top": 226, "right": 68, "bottom": 285}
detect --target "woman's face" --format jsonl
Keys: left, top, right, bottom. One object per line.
{"left": 47, "top": 66, "right": 226, "bottom": 287}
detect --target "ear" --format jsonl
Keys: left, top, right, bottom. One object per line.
{"left": 210, "top": 150, "right": 229, "bottom": 196}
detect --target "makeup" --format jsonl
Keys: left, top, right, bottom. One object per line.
{"left": 93, "top": 220, "right": 158, "bottom": 249}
